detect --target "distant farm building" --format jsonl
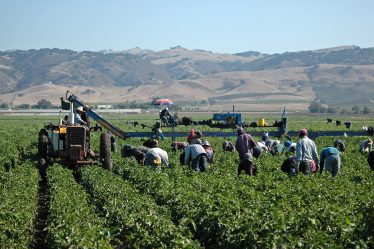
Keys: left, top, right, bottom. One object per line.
{"left": 97, "top": 104, "right": 113, "bottom": 109}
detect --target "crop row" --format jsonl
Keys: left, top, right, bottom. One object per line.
{"left": 0, "top": 162, "right": 39, "bottom": 249}
{"left": 46, "top": 165, "right": 112, "bottom": 248}
{"left": 0, "top": 120, "right": 39, "bottom": 172}
{"left": 79, "top": 165, "right": 201, "bottom": 248}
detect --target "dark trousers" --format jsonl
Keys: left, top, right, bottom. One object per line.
{"left": 238, "top": 160, "right": 256, "bottom": 176}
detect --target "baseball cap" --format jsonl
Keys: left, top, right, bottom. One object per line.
{"left": 202, "top": 140, "right": 210, "bottom": 146}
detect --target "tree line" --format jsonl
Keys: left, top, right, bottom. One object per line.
{"left": 308, "top": 99, "right": 372, "bottom": 114}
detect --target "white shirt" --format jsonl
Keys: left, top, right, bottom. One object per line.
{"left": 296, "top": 137, "right": 319, "bottom": 166}
{"left": 184, "top": 144, "right": 207, "bottom": 165}
{"left": 145, "top": 148, "right": 169, "bottom": 167}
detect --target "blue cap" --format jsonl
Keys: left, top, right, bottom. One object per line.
{"left": 284, "top": 141, "right": 292, "bottom": 147}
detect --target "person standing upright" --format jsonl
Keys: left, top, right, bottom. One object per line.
{"left": 295, "top": 129, "right": 319, "bottom": 174}
{"left": 235, "top": 127, "right": 257, "bottom": 161}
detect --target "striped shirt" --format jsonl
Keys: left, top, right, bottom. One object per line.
{"left": 184, "top": 144, "right": 207, "bottom": 165}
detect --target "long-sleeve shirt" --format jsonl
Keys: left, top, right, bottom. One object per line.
{"left": 296, "top": 137, "right": 319, "bottom": 166}
{"left": 145, "top": 148, "right": 169, "bottom": 167}
{"left": 235, "top": 133, "right": 257, "bottom": 160}
{"left": 184, "top": 144, "right": 207, "bottom": 165}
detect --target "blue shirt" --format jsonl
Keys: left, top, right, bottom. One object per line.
{"left": 320, "top": 147, "right": 341, "bottom": 164}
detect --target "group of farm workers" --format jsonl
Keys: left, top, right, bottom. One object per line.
{"left": 120, "top": 125, "right": 373, "bottom": 177}
{"left": 68, "top": 106, "right": 373, "bottom": 176}
{"left": 236, "top": 127, "right": 374, "bottom": 177}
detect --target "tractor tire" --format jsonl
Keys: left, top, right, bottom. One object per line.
{"left": 100, "top": 132, "right": 112, "bottom": 171}
{"left": 103, "top": 158, "right": 113, "bottom": 171}
{"left": 38, "top": 132, "right": 49, "bottom": 169}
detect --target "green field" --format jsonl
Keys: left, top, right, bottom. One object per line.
{"left": 0, "top": 114, "right": 373, "bottom": 248}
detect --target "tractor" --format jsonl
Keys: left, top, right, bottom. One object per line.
{"left": 37, "top": 92, "right": 113, "bottom": 170}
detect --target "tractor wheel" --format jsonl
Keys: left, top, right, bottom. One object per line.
{"left": 38, "top": 132, "right": 49, "bottom": 170}
{"left": 100, "top": 133, "right": 112, "bottom": 171}
{"left": 103, "top": 158, "right": 113, "bottom": 171}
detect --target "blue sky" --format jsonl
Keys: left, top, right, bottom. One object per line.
{"left": 1, "top": 0, "right": 373, "bottom": 54}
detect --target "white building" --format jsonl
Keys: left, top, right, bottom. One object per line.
{"left": 97, "top": 104, "right": 113, "bottom": 109}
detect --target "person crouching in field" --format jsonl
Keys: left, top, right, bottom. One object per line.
{"left": 281, "top": 156, "right": 297, "bottom": 176}
{"left": 359, "top": 138, "right": 373, "bottom": 153}
{"left": 202, "top": 140, "right": 215, "bottom": 164}
{"left": 296, "top": 129, "right": 319, "bottom": 174}
{"left": 184, "top": 139, "right": 207, "bottom": 172}
{"left": 144, "top": 139, "right": 169, "bottom": 170}
{"left": 121, "top": 144, "right": 148, "bottom": 164}
{"left": 319, "top": 140, "right": 345, "bottom": 177}
{"left": 222, "top": 140, "right": 235, "bottom": 152}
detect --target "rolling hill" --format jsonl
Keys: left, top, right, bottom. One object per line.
{"left": 1, "top": 46, "right": 374, "bottom": 111}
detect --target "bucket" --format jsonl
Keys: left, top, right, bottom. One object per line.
{"left": 259, "top": 118, "right": 265, "bottom": 127}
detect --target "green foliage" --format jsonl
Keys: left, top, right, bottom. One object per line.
{"left": 32, "top": 99, "right": 57, "bottom": 109}
{"left": 309, "top": 100, "right": 326, "bottom": 113}
{"left": 0, "top": 163, "right": 39, "bottom": 249}
{"left": 110, "top": 134, "right": 374, "bottom": 248}
{"left": 0, "top": 103, "right": 9, "bottom": 109}
{"left": 47, "top": 165, "right": 112, "bottom": 248}
{"left": 0, "top": 115, "right": 373, "bottom": 248}
{"left": 79, "top": 166, "right": 201, "bottom": 248}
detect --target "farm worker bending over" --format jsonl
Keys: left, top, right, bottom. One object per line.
{"left": 184, "top": 139, "right": 207, "bottom": 172}
{"left": 319, "top": 140, "right": 344, "bottom": 177}
{"left": 202, "top": 140, "right": 215, "bottom": 164}
{"left": 359, "top": 138, "right": 372, "bottom": 153}
{"left": 144, "top": 139, "right": 169, "bottom": 170}
{"left": 235, "top": 127, "right": 257, "bottom": 161}
{"left": 295, "top": 129, "right": 319, "bottom": 174}
{"left": 280, "top": 156, "right": 297, "bottom": 176}
{"left": 261, "top": 132, "right": 280, "bottom": 151}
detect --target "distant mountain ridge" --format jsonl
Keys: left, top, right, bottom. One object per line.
{"left": 1, "top": 46, "right": 374, "bottom": 111}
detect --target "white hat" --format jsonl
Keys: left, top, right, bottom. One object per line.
{"left": 202, "top": 140, "right": 210, "bottom": 146}
{"left": 77, "top": 106, "right": 83, "bottom": 112}
{"left": 165, "top": 107, "right": 168, "bottom": 111}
